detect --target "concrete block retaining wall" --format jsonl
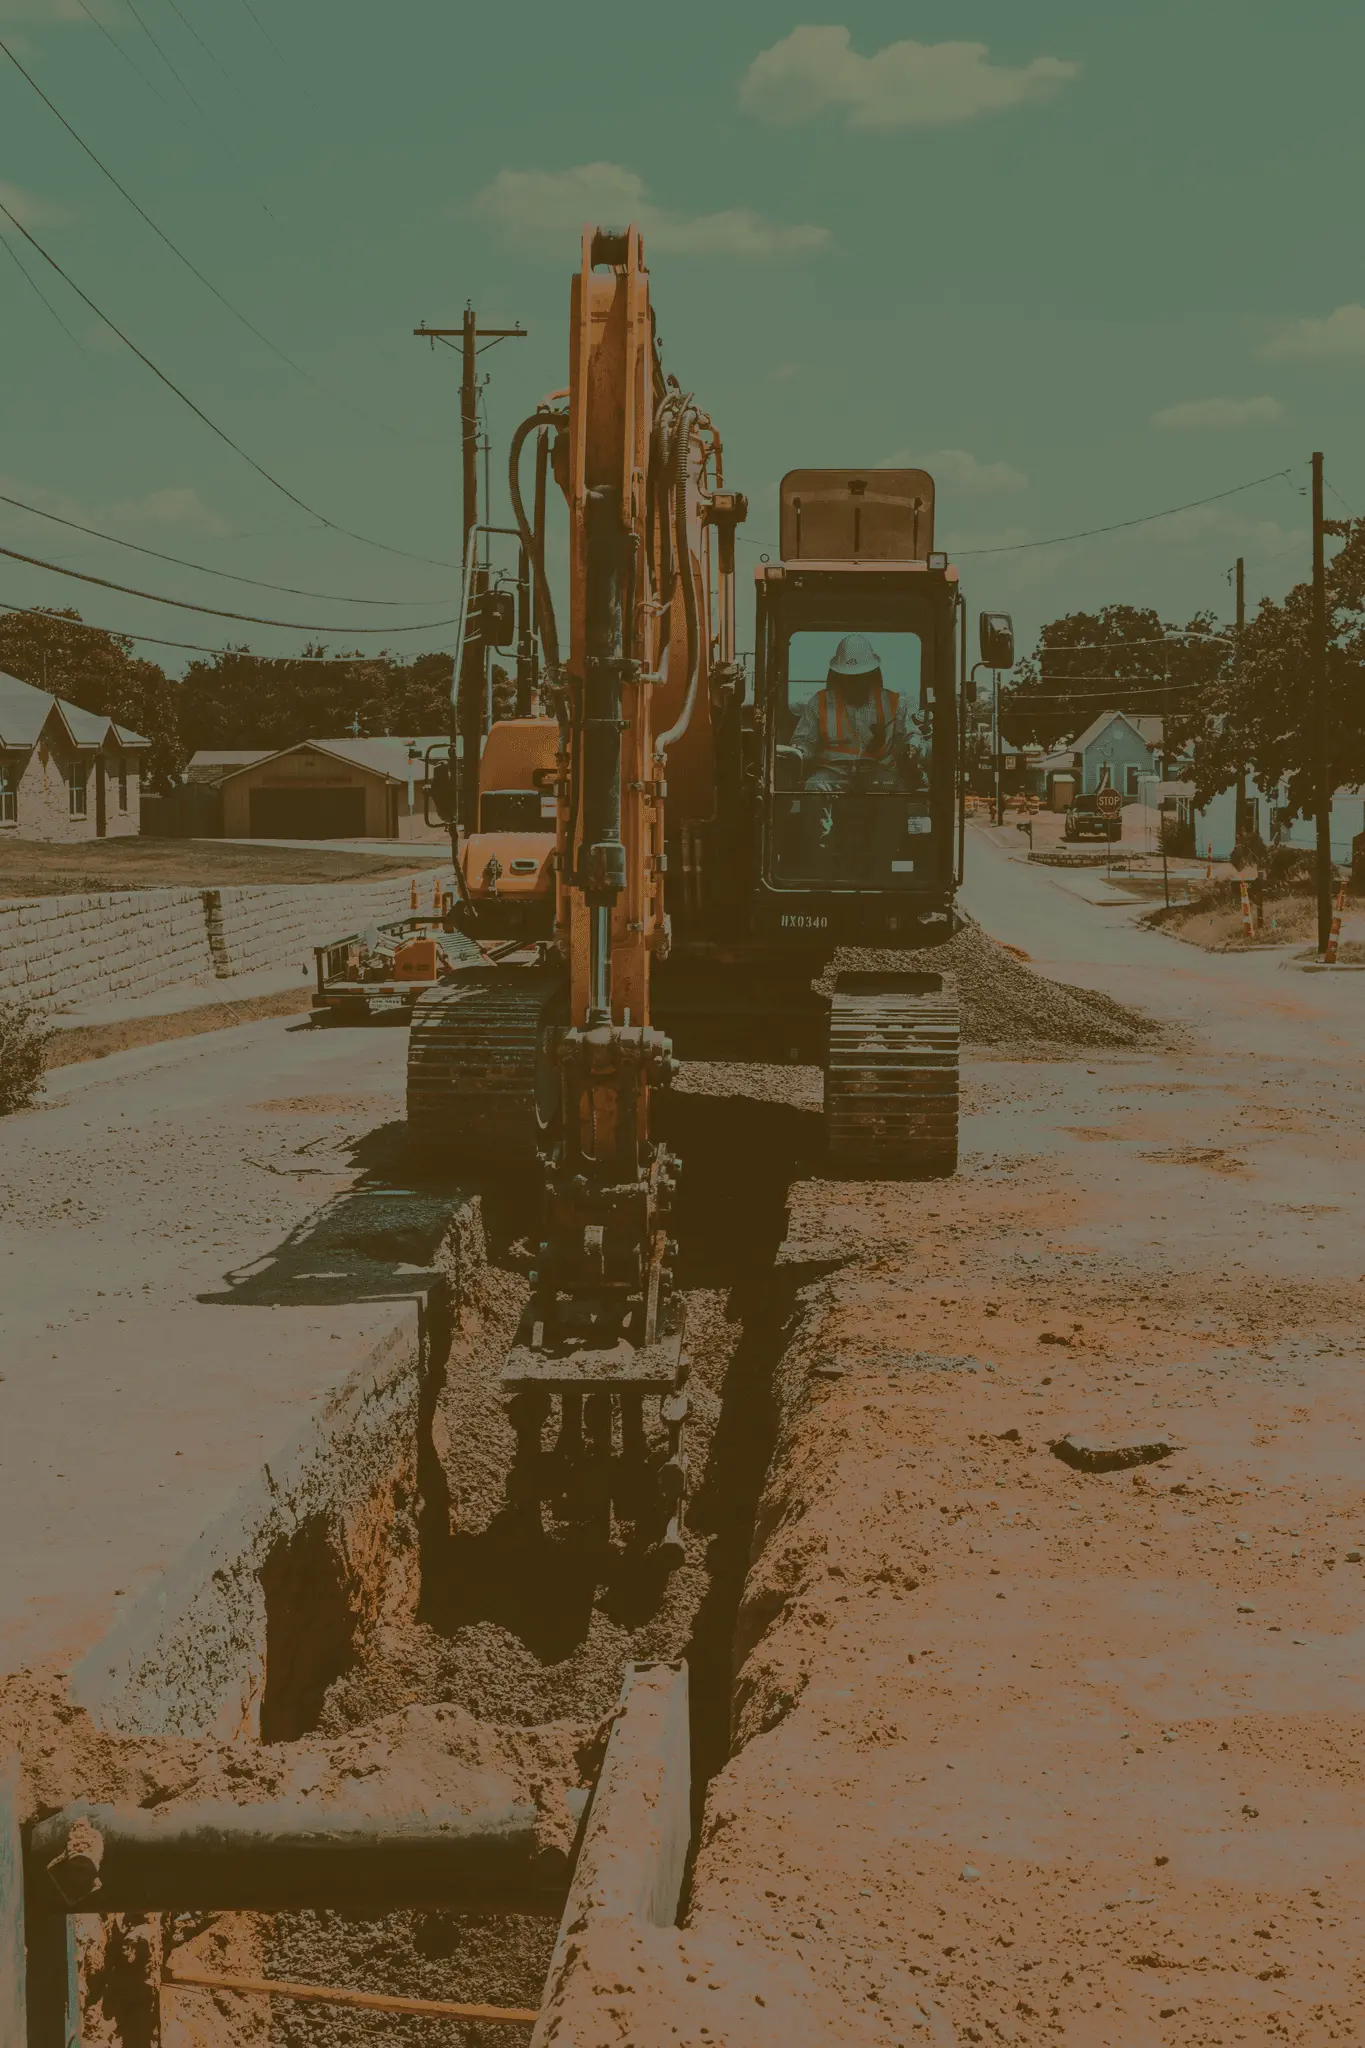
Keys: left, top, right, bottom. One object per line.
{"left": 0, "top": 868, "right": 454, "bottom": 1010}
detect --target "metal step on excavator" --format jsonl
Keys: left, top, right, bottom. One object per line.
{"left": 407, "top": 223, "right": 1016, "bottom": 1558}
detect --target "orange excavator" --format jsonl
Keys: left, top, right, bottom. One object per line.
{"left": 408, "top": 225, "right": 1010, "bottom": 1554}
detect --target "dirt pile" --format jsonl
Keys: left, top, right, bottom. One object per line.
{"left": 830, "top": 917, "right": 1163, "bottom": 1052}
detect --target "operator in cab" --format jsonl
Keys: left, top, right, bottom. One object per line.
{"left": 792, "top": 632, "right": 926, "bottom": 822}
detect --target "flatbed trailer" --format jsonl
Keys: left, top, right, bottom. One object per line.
{"left": 311, "top": 914, "right": 456, "bottom": 1023}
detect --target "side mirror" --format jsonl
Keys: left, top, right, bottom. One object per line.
{"left": 979, "top": 611, "right": 1015, "bottom": 670}
{"left": 429, "top": 759, "right": 456, "bottom": 824}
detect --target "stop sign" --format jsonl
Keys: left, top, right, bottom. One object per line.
{"left": 1095, "top": 789, "right": 1122, "bottom": 817}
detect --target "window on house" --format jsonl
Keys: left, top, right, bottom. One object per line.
{"left": 67, "top": 763, "right": 87, "bottom": 818}
{"left": 0, "top": 763, "right": 16, "bottom": 824}
{"left": 118, "top": 763, "right": 128, "bottom": 811}
{"left": 1125, "top": 764, "right": 1140, "bottom": 797}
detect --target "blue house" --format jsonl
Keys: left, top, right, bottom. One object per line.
{"left": 1033, "top": 711, "right": 1165, "bottom": 807}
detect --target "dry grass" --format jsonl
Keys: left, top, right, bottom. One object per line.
{"left": 0, "top": 838, "right": 449, "bottom": 897}
{"left": 44, "top": 987, "right": 315, "bottom": 1069}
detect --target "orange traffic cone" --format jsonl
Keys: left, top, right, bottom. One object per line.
{"left": 1324, "top": 881, "right": 1347, "bottom": 964}
{"left": 1239, "top": 878, "right": 1254, "bottom": 939}
{"left": 433, "top": 876, "right": 442, "bottom": 911}
{"left": 409, "top": 876, "right": 418, "bottom": 911}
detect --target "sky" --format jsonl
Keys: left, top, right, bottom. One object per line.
{"left": 1, "top": 0, "right": 1363, "bottom": 679}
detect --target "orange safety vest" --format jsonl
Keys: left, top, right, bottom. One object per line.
{"left": 815, "top": 684, "right": 899, "bottom": 760}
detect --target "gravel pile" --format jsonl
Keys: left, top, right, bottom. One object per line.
{"left": 825, "top": 916, "right": 1162, "bottom": 1052}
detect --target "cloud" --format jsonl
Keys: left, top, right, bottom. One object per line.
{"left": 1150, "top": 395, "right": 1284, "bottom": 431}
{"left": 886, "top": 447, "right": 1029, "bottom": 495}
{"left": 739, "top": 27, "right": 1079, "bottom": 130}
{"left": 468, "top": 164, "right": 828, "bottom": 261}
{"left": 108, "top": 486, "right": 231, "bottom": 534}
{"left": 0, "top": 181, "right": 65, "bottom": 228}
{"left": 0, "top": 0, "right": 98, "bottom": 17}
{"left": 1260, "top": 304, "right": 1365, "bottom": 364}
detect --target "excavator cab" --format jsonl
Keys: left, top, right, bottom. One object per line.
{"left": 752, "top": 472, "right": 961, "bottom": 946}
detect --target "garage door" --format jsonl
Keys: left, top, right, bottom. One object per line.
{"left": 249, "top": 788, "right": 368, "bottom": 838}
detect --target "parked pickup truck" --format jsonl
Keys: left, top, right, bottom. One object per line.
{"left": 1063, "top": 791, "right": 1122, "bottom": 843}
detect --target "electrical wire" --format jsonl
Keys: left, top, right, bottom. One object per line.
{"left": 0, "top": 596, "right": 456, "bottom": 663}
{"left": 73, "top": 0, "right": 181, "bottom": 120}
{"left": 0, "top": 538, "right": 459, "bottom": 631}
{"left": 0, "top": 489, "right": 447, "bottom": 605}
{"left": 955, "top": 470, "right": 1294, "bottom": 555}
{"left": 118, "top": 0, "right": 272, "bottom": 216}
{"left": 0, "top": 228, "right": 86, "bottom": 352}
{"left": 0, "top": 38, "right": 415, "bottom": 446}
{"left": 0, "top": 198, "right": 458, "bottom": 571}
{"left": 233, "top": 0, "right": 320, "bottom": 114}
{"left": 160, "top": 0, "right": 257, "bottom": 114}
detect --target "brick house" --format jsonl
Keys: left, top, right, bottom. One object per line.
{"left": 0, "top": 670, "right": 151, "bottom": 842}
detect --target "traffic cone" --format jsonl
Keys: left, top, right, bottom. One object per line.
{"left": 433, "top": 876, "right": 442, "bottom": 911}
{"left": 1239, "top": 878, "right": 1254, "bottom": 940}
{"left": 1323, "top": 881, "right": 1347, "bottom": 965}
{"left": 409, "top": 876, "right": 418, "bottom": 911}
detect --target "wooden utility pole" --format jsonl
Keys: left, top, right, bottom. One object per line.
{"left": 413, "top": 311, "right": 525, "bottom": 832}
{"left": 1232, "top": 556, "right": 1246, "bottom": 848}
{"left": 1310, "top": 452, "right": 1333, "bottom": 952}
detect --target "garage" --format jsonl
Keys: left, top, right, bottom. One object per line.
{"left": 248, "top": 786, "right": 367, "bottom": 839}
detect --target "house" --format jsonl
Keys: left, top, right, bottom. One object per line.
{"left": 0, "top": 670, "right": 150, "bottom": 842}
{"left": 1031, "top": 711, "right": 1166, "bottom": 810}
{"left": 184, "top": 737, "right": 449, "bottom": 842}
{"left": 1194, "top": 779, "right": 1365, "bottom": 865}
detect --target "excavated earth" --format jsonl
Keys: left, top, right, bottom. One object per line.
{"left": 11, "top": 922, "right": 1362, "bottom": 2047}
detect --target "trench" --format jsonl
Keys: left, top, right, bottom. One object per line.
{"left": 222, "top": 1065, "right": 822, "bottom": 2048}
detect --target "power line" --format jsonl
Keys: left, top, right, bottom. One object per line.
{"left": 0, "top": 489, "right": 447, "bottom": 605}
{"left": 160, "top": 0, "right": 257, "bottom": 115}
{"left": 0, "top": 538, "right": 459, "bottom": 632}
{"left": 0, "top": 198, "right": 458, "bottom": 571}
{"left": 0, "top": 37, "right": 413, "bottom": 446}
{"left": 0, "top": 228, "right": 86, "bottom": 352}
{"left": 953, "top": 469, "right": 1295, "bottom": 556}
{"left": 117, "top": 0, "right": 273, "bottom": 217}
{"left": 232, "top": 0, "right": 320, "bottom": 113}
{"left": 73, "top": 0, "right": 181, "bottom": 120}
{"left": 1025, "top": 634, "right": 1231, "bottom": 651}
{"left": 0, "top": 596, "right": 457, "bottom": 664}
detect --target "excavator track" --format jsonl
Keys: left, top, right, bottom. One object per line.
{"left": 407, "top": 965, "right": 565, "bottom": 1168}
{"left": 825, "top": 983, "right": 960, "bottom": 1179}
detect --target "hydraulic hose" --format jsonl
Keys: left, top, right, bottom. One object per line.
{"left": 654, "top": 406, "right": 702, "bottom": 758}
{"left": 508, "top": 408, "right": 564, "bottom": 673}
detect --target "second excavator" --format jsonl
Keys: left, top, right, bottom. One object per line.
{"left": 407, "top": 224, "right": 1012, "bottom": 1554}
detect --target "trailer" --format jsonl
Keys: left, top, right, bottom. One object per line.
{"left": 311, "top": 914, "right": 459, "bottom": 1023}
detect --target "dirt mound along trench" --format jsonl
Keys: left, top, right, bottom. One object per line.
{"left": 827, "top": 918, "right": 1161, "bottom": 1052}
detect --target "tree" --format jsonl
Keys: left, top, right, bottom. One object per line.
{"left": 177, "top": 647, "right": 455, "bottom": 754}
{"left": 1001, "top": 604, "right": 1228, "bottom": 750}
{"left": 0, "top": 607, "right": 182, "bottom": 788}
{"left": 1170, "top": 517, "right": 1365, "bottom": 817}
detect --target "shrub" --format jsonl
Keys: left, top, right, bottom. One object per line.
{"left": 0, "top": 996, "right": 54, "bottom": 1113}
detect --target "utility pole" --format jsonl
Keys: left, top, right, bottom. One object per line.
{"left": 413, "top": 310, "right": 525, "bottom": 833}
{"left": 993, "top": 671, "right": 1003, "bottom": 826}
{"left": 1310, "top": 452, "right": 1333, "bottom": 953}
{"left": 1232, "top": 556, "right": 1246, "bottom": 851}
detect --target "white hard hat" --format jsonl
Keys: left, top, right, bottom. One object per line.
{"left": 827, "top": 632, "right": 882, "bottom": 676}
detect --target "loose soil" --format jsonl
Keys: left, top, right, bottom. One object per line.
{"left": 43, "top": 989, "right": 316, "bottom": 1069}
{"left": 0, "top": 839, "right": 449, "bottom": 896}
{"left": 838, "top": 921, "right": 1166, "bottom": 1054}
